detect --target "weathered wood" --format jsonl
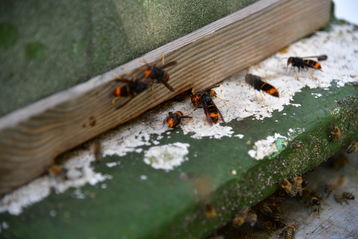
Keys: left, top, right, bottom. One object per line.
{"left": 0, "top": 0, "right": 331, "bottom": 194}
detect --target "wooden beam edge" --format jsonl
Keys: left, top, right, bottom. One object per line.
{"left": 0, "top": 0, "right": 331, "bottom": 194}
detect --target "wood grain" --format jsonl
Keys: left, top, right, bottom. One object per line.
{"left": 0, "top": 0, "right": 331, "bottom": 194}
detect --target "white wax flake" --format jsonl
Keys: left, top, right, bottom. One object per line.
{"left": 73, "top": 188, "right": 86, "bottom": 200}
{"left": 311, "top": 93, "right": 322, "bottom": 98}
{"left": 140, "top": 175, "right": 148, "bottom": 180}
{"left": 291, "top": 104, "right": 301, "bottom": 107}
{"left": 231, "top": 170, "right": 237, "bottom": 175}
{"left": 0, "top": 222, "right": 9, "bottom": 233}
{"left": 143, "top": 143, "right": 190, "bottom": 171}
{"left": 287, "top": 128, "right": 305, "bottom": 139}
{"left": 183, "top": 122, "right": 234, "bottom": 139}
{"left": 106, "top": 161, "right": 120, "bottom": 168}
{"left": 248, "top": 133, "right": 288, "bottom": 160}
{"left": 337, "top": 80, "right": 345, "bottom": 87}
{"left": 2, "top": 222, "right": 9, "bottom": 229}
{"left": 0, "top": 150, "right": 110, "bottom": 215}
{"left": 234, "top": 134, "right": 245, "bottom": 139}
{"left": 49, "top": 210, "right": 57, "bottom": 217}
{"left": 0, "top": 222, "right": 9, "bottom": 231}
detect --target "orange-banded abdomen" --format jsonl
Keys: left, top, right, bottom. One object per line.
{"left": 113, "top": 86, "right": 130, "bottom": 97}
{"left": 246, "top": 74, "right": 279, "bottom": 97}
{"left": 207, "top": 104, "right": 219, "bottom": 123}
{"left": 304, "top": 59, "right": 321, "bottom": 69}
{"left": 260, "top": 83, "right": 279, "bottom": 97}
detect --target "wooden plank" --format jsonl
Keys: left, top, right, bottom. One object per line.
{"left": 0, "top": 0, "right": 331, "bottom": 195}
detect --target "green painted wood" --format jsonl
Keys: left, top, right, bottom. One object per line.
{"left": 0, "top": 0, "right": 257, "bottom": 116}
{"left": 0, "top": 84, "right": 356, "bottom": 239}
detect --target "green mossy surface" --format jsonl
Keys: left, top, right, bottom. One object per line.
{"left": 0, "top": 23, "right": 19, "bottom": 48}
{"left": 0, "top": 0, "right": 256, "bottom": 116}
{"left": 0, "top": 84, "right": 357, "bottom": 239}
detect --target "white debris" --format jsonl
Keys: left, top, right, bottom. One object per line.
{"left": 143, "top": 143, "right": 190, "bottom": 171}
{"left": 234, "top": 134, "right": 245, "bottom": 139}
{"left": 183, "top": 123, "right": 234, "bottom": 139}
{"left": 1, "top": 24, "right": 357, "bottom": 216}
{"left": 0, "top": 222, "right": 9, "bottom": 233}
{"left": 287, "top": 128, "right": 305, "bottom": 139}
{"left": 49, "top": 210, "right": 57, "bottom": 217}
{"left": 291, "top": 103, "right": 301, "bottom": 107}
{"left": 311, "top": 93, "right": 323, "bottom": 98}
{"left": 140, "top": 175, "right": 148, "bottom": 180}
{"left": 106, "top": 161, "right": 120, "bottom": 168}
{"left": 73, "top": 189, "right": 86, "bottom": 199}
{"left": 248, "top": 133, "right": 288, "bottom": 160}
{"left": 2, "top": 222, "right": 8, "bottom": 229}
{"left": 0, "top": 149, "right": 110, "bottom": 215}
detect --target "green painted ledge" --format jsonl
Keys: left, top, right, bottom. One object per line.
{"left": 0, "top": 83, "right": 357, "bottom": 239}
{"left": 0, "top": 0, "right": 256, "bottom": 116}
